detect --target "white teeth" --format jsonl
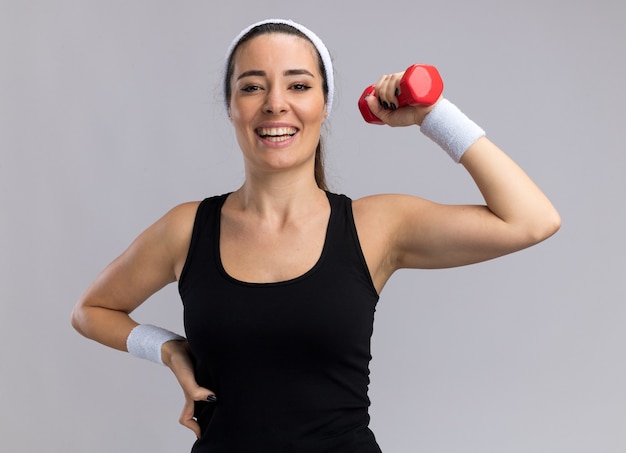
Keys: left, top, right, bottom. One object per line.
{"left": 264, "top": 135, "right": 291, "bottom": 142}
{"left": 257, "top": 127, "right": 297, "bottom": 138}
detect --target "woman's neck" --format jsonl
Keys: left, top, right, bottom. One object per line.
{"left": 231, "top": 175, "right": 327, "bottom": 224}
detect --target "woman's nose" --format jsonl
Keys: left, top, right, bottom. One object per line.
{"left": 263, "top": 89, "right": 288, "bottom": 114}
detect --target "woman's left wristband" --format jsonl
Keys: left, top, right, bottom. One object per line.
{"left": 420, "top": 98, "right": 485, "bottom": 163}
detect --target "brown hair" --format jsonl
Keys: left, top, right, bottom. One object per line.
{"left": 224, "top": 22, "right": 330, "bottom": 191}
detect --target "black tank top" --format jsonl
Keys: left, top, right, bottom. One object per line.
{"left": 178, "top": 192, "right": 381, "bottom": 453}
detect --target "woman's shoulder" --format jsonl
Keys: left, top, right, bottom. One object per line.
{"left": 162, "top": 200, "right": 202, "bottom": 226}
{"left": 351, "top": 193, "right": 434, "bottom": 244}
{"left": 163, "top": 192, "right": 232, "bottom": 226}
{"left": 138, "top": 201, "right": 201, "bottom": 253}
{"left": 164, "top": 193, "right": 229, "bottom": 222}
{"left": 352, "top": 193, "right": 430, "bottom": 215}
{"left": 156, "top": 200, "right": 209, "bottom": 279}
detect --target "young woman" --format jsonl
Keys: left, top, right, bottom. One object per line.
{"left": 71, "top": 19, "right": 560, "bottom": 452}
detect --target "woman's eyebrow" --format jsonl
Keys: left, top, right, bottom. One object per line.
{"left": 237, "top": 70, "right": 265, "bottom": 80}
{"left": 237, "top": 69, "right": 315, "bottom": 80}
{"left": 283, "top": 69, "right": 315, "bottom": 77}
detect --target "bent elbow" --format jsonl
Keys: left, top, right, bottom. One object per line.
{"left": 548, "top": 210, "right": 562, "bottom": 237}
{"left": 70, "top": 304, "right": 87, "bottom": 337}
{"left": 541, "top": 207, "right": 562, "bottom": 240}
{"left": 526, "top": 209, "right": 562, "bottom": 246}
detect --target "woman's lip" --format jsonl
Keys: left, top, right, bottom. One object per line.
{"left": 256, "top": 126, "right": 298, "bottom": 137}
{"left": 255, "top": 121, "right": 298, "bottom": 129}
{"left": 253, "top": 122, "right": 300, "bottom": 148}
{"left": 256, "top": 129, "right": 298, "bottom": 148}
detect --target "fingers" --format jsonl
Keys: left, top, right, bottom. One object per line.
{"left": 164, "top": 341, "right": 217, "bottom": 438}
{"left": 188, "top": 386, "right": 217, "bottom": 403}
{"left": 178, "top": 386, "right": 217, "bottom": 439}
{"left": 364, "top": 71, "right": 411, "bottom": 127}
{"left": 164, "top": 342, "right": 206, "bottom": 396}
{"left": 363, "top": 76, "right": 396, "bottom": 125}
{"left": 365, "top": 69, "right": 438, "bottom": 127}
{"left": 178, "top": 372, "right": 217, "bottom": 404}
{"left": 179, "top": 398, "right": 202, "bottom": 439}
{"left": 365, "top": 91, "right": 386, "bottom": 120}
{"left": 374, "top": 72, "right": 403, "bottom": 111}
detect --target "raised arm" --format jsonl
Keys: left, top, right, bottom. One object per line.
{"left": 355, "top": 70, "right": 560, "bottom": 290}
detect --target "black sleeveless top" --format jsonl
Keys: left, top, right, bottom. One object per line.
{"left": 178, "top": 192, "right": 382, "bottom": 453}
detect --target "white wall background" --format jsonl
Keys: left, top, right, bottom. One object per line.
{"left": 1, "top": 0, "right": 625, "bottom": 451}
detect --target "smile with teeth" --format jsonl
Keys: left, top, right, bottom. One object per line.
{"left": 256, "top": 127, "right": 298, "bottom": 142}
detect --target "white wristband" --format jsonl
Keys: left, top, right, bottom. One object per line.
{"left": 126, "top": 324, "right": 186, "bottom": 365}
{"left": 420, "top": 98, "right": 485, "bottom": 163}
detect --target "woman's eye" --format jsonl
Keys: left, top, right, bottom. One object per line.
{"left": 241, "top": 85, "right": 261, "bottom": 93}
{"left": 292, "top": 84, "right": 311, "bottom": 91}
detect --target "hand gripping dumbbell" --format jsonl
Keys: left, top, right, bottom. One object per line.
{"left": 358, "top": 64, "right": 444, "bottom": 124}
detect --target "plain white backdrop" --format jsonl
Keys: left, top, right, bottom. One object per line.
{"left": 1, "top": 0, "right": 625, "bottom": 451}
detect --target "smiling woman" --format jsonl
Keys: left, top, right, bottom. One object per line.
{"left": 71, "top": 18, "right": 560, "bottom": 453}
{"left": 228, "top": 32, "right": 328, "bottom": 183}
{"left": 224, "top": 20, "right": 332, "bottom": 190}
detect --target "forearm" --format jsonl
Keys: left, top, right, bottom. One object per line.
{"left": 71, "top": 303, "right": 138, "bottom": 352}
{"left": 417, "top": 97, "right": 561, "bottom": 243}
{"left": 460, "top": 136, "right": 561, "bottom": 242}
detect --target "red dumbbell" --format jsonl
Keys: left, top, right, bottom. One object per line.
{"left": 358, "top": 64, "right": 444, "bottom": 125}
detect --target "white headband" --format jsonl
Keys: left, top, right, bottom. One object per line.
{"left": 225, "top": 19, "right": 335, "bottom": 115}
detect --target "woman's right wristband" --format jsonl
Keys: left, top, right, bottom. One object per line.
{"left": 420, "top": 98, "right": 485, "bottom": 163}
{"left": 126, "top": 324, "right": 186, "bottom": 366}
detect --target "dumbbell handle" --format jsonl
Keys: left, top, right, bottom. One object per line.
{"left": 358, "top": 64, "right": 444, "bottom": 125}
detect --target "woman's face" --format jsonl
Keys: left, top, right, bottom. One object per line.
{"left": 228, "top": 33, "right": 327, "bottom": 180}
